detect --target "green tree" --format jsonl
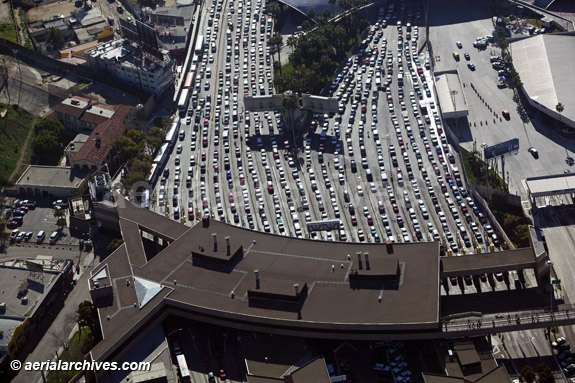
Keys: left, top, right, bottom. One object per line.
{"left": 77, "top": 300, "right": 101, "bottom": 341}
{"left": 267, "top": 1, "right": 281, "bottom": 19}
{"left": 286, "top": 35, "right": 297, "bottom": 53}
{"left": 269, "top": 33, "right": 283, "bottom": 67}
{"left": 46, "top": 27, "right": 64, "bottom": 50}
{"left": 520, "top": 365, "right": 535, "bottom": 383}
{"left": 123, "top": 171, "right": 146, "bottom": 194}
{"left": 53, "top": 208, "right": 66, "bottom": 228}
{"left": 34, "top": 117, "right": 64, "bottom": 139}
{"left": 114, "top": 136, "right": 140, "bottom": 163}
{"left": 498, "top": 37, "right": 509, "bottom": 52}
{"left": 329, "top": 0, "right": 336, "bottom": 15}
{"left": 0, "top": 216, "right": 6, "bottom": 245}
{"left": 106, "top": 238, "right": 124, "bottom": 253}
{"left": 536, "top": 364, "right": 555, "bottom": 383}
{"left": 32, "top": 130, "right": 61, "bottom": 164}
{"left": 146, "top": 127, "right": 165, "bottom": 152}
{"left": 556, "top": 102, "right": 564, "bottom": 125}
{"left": 307, "top": 10, "right": 315, "bottom": 20}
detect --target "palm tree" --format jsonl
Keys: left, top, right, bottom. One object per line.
{"left": 329, "top": 0, "right": 336, "bottom": 16}
{"left": 0, "top": 217, "right": 6, "bottom": 246}
{"left": 270, "top": 34, "right": 283, "bottom": 69}
{"left": 286, "top": 35, "right": 297, "bottom": 53}
{"left": 46, "top": 27, "right": 64, "bottom": 50}
{"left": 53, "top": 208, "right": 66, "bottom": 228}
{"left": 556, "top": 103, "right": 565, "bottom": 126}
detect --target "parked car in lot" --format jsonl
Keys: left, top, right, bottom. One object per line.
{"left": 49, "top": 231, "right": 60, "bottom": 245}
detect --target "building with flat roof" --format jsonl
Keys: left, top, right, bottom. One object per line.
{"left": 148, "top": 5, "right": 194, "bottom": 58}
{"left": 14, "top": 165, "right": 89, "bottom": 198}
{"left": 88, "top": 196, "right": 441, "bottom": 368}
{"left": 511, "top": 34, "right": 575, "bottom": 129}
{"left": 86, "top": 39, "right": 175, "bottom": 97}
{"left": 0, "top": 257, "right": 74, "bottom": 369}
{"left": 423, "top": 337, "right": 512, "bottom": 382}
{"left": 84, "top": 196, "right": 552, "bottom": 380}
{"left": 434, "top": 70, "right": 469, "bottom": 119}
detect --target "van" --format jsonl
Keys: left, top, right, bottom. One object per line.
{"left": 294, "top": 222, "right": 302, "bottom": 236}
{"left": 343, "top": 190, "right": 350, "bottom": 202}
{"left": 36, "top": 230, "right": 46, "bottom": 244}
{"left": 366, "top": 169, "right": 373, "bottom": 182}
{"left": 381, "top": 172, "right": 388, "bottom": 184}
{"left": 49, "top": 231, "right": 59, "bottom": 245}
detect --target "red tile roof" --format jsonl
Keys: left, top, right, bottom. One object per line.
{"left": 73, "top": 105, "right": 133, "bottom": 165}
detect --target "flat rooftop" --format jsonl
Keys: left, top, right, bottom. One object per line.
{"left": 526, "top": 172, "right": 575, "bottom": 198}
{"left": 511, "top": 34, "right": 575, "bottom": 125}
{"left": 15, "top": 166, "right": 88, "bottom": 189}
{"left": 434, "top": 70, "right": 468, "bottom": 118}
{"left": 90, "top": 197, "right": 441, "bottom": 362}
{"left": 0, "top": 257, "right": 62, "bottom": 318}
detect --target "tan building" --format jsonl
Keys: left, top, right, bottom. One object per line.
{"left": 54, "top": 96, "right": 116, "bottom": 133}
{"left": 55, "top": 96, "right": 133, "bottom": 172}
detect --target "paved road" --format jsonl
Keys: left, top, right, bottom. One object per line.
{"left": 151, "top": 0, "right": 497, "bottom": 262}
{"left": 428, "top": 0, "right": 575, "bottom": 200}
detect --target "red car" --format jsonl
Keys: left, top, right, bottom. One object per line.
{"left": 367, "top": 214, "right": 373, "bottom": 225}
{"left": 214, "top": 150, "right": 219, "bottom": 159}
{"left": 220, "top": 370, "right": 227, "bottom": 380}
{"left": 202, "top": 136, "right": 208, "bottom": 147}
{"left": 351, "top": 215, "right": 357, "bottom": 226}
{"left": 201, "top": 152, "right": 207, "bottom": 161}
{"left": 392, "top": 204, "right": 399, "bottom": 214}
{"left": 203, "top": 118, "right": 209, "bottom": 127}
{"left": 267, "top": 181, "right": 274, "bottom": 194}
{"left": 228, "top": 192, "right": 234, "bottom": 203}
{"left": 188, "top": 208, "right": 195, "bottom": 220}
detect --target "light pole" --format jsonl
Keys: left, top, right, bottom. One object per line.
{"left": 12, "top": 49, "right": 21, "bottom": 105}
{"left": 480, "top": 143, "right": 488, "bottom": 189}
{"left": 546, "top": 260, "right": 554, "bottom": 316}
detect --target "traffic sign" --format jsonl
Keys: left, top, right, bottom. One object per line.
{"left": 552, "top": 279, "right": 561, "bottom": 285}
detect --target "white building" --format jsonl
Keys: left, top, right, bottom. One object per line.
{"left": 86, "top": 39, "right": 174, "bottom": 97}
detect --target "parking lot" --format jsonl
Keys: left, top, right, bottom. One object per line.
{"left": 428, "top": 0, "right": 575, "bottom": 198}
{"left": 150, "top": 0, "right": 511, "bottom": 272}
{"left": 4, "top": 199, "right": 78, "bottom": 248}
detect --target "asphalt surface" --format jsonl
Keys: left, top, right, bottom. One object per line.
{"left": 428, "top": 0, "right": 575, "bottom": 199}
{"left": 151, "top": 0, "right": 498, "bottom": 261}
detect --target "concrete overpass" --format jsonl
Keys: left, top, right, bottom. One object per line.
{"left": 440, "top": 305, "right": 575, "bottom": 338}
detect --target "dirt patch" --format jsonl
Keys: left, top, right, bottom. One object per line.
{"left": 26, "top": 0, "right": 81, "bottom": 22}
{"left": 0, "top": 2, "right": 14, "bottom": 24}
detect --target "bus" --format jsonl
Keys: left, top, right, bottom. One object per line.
{"left": 195, "top": 35, "right": 204, "bottom": 55}
{"left": 176, "top": 354, "right": 191, "bottom": 382}
{"left": 178, "top": 88, "right": 190, "bottom": 115}
{"left": 183, "top": 71, "right": 195, "bottom": 89}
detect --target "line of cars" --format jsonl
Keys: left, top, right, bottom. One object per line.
{"left": 554, "top": 337, "right": 575, "bottom": 376}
